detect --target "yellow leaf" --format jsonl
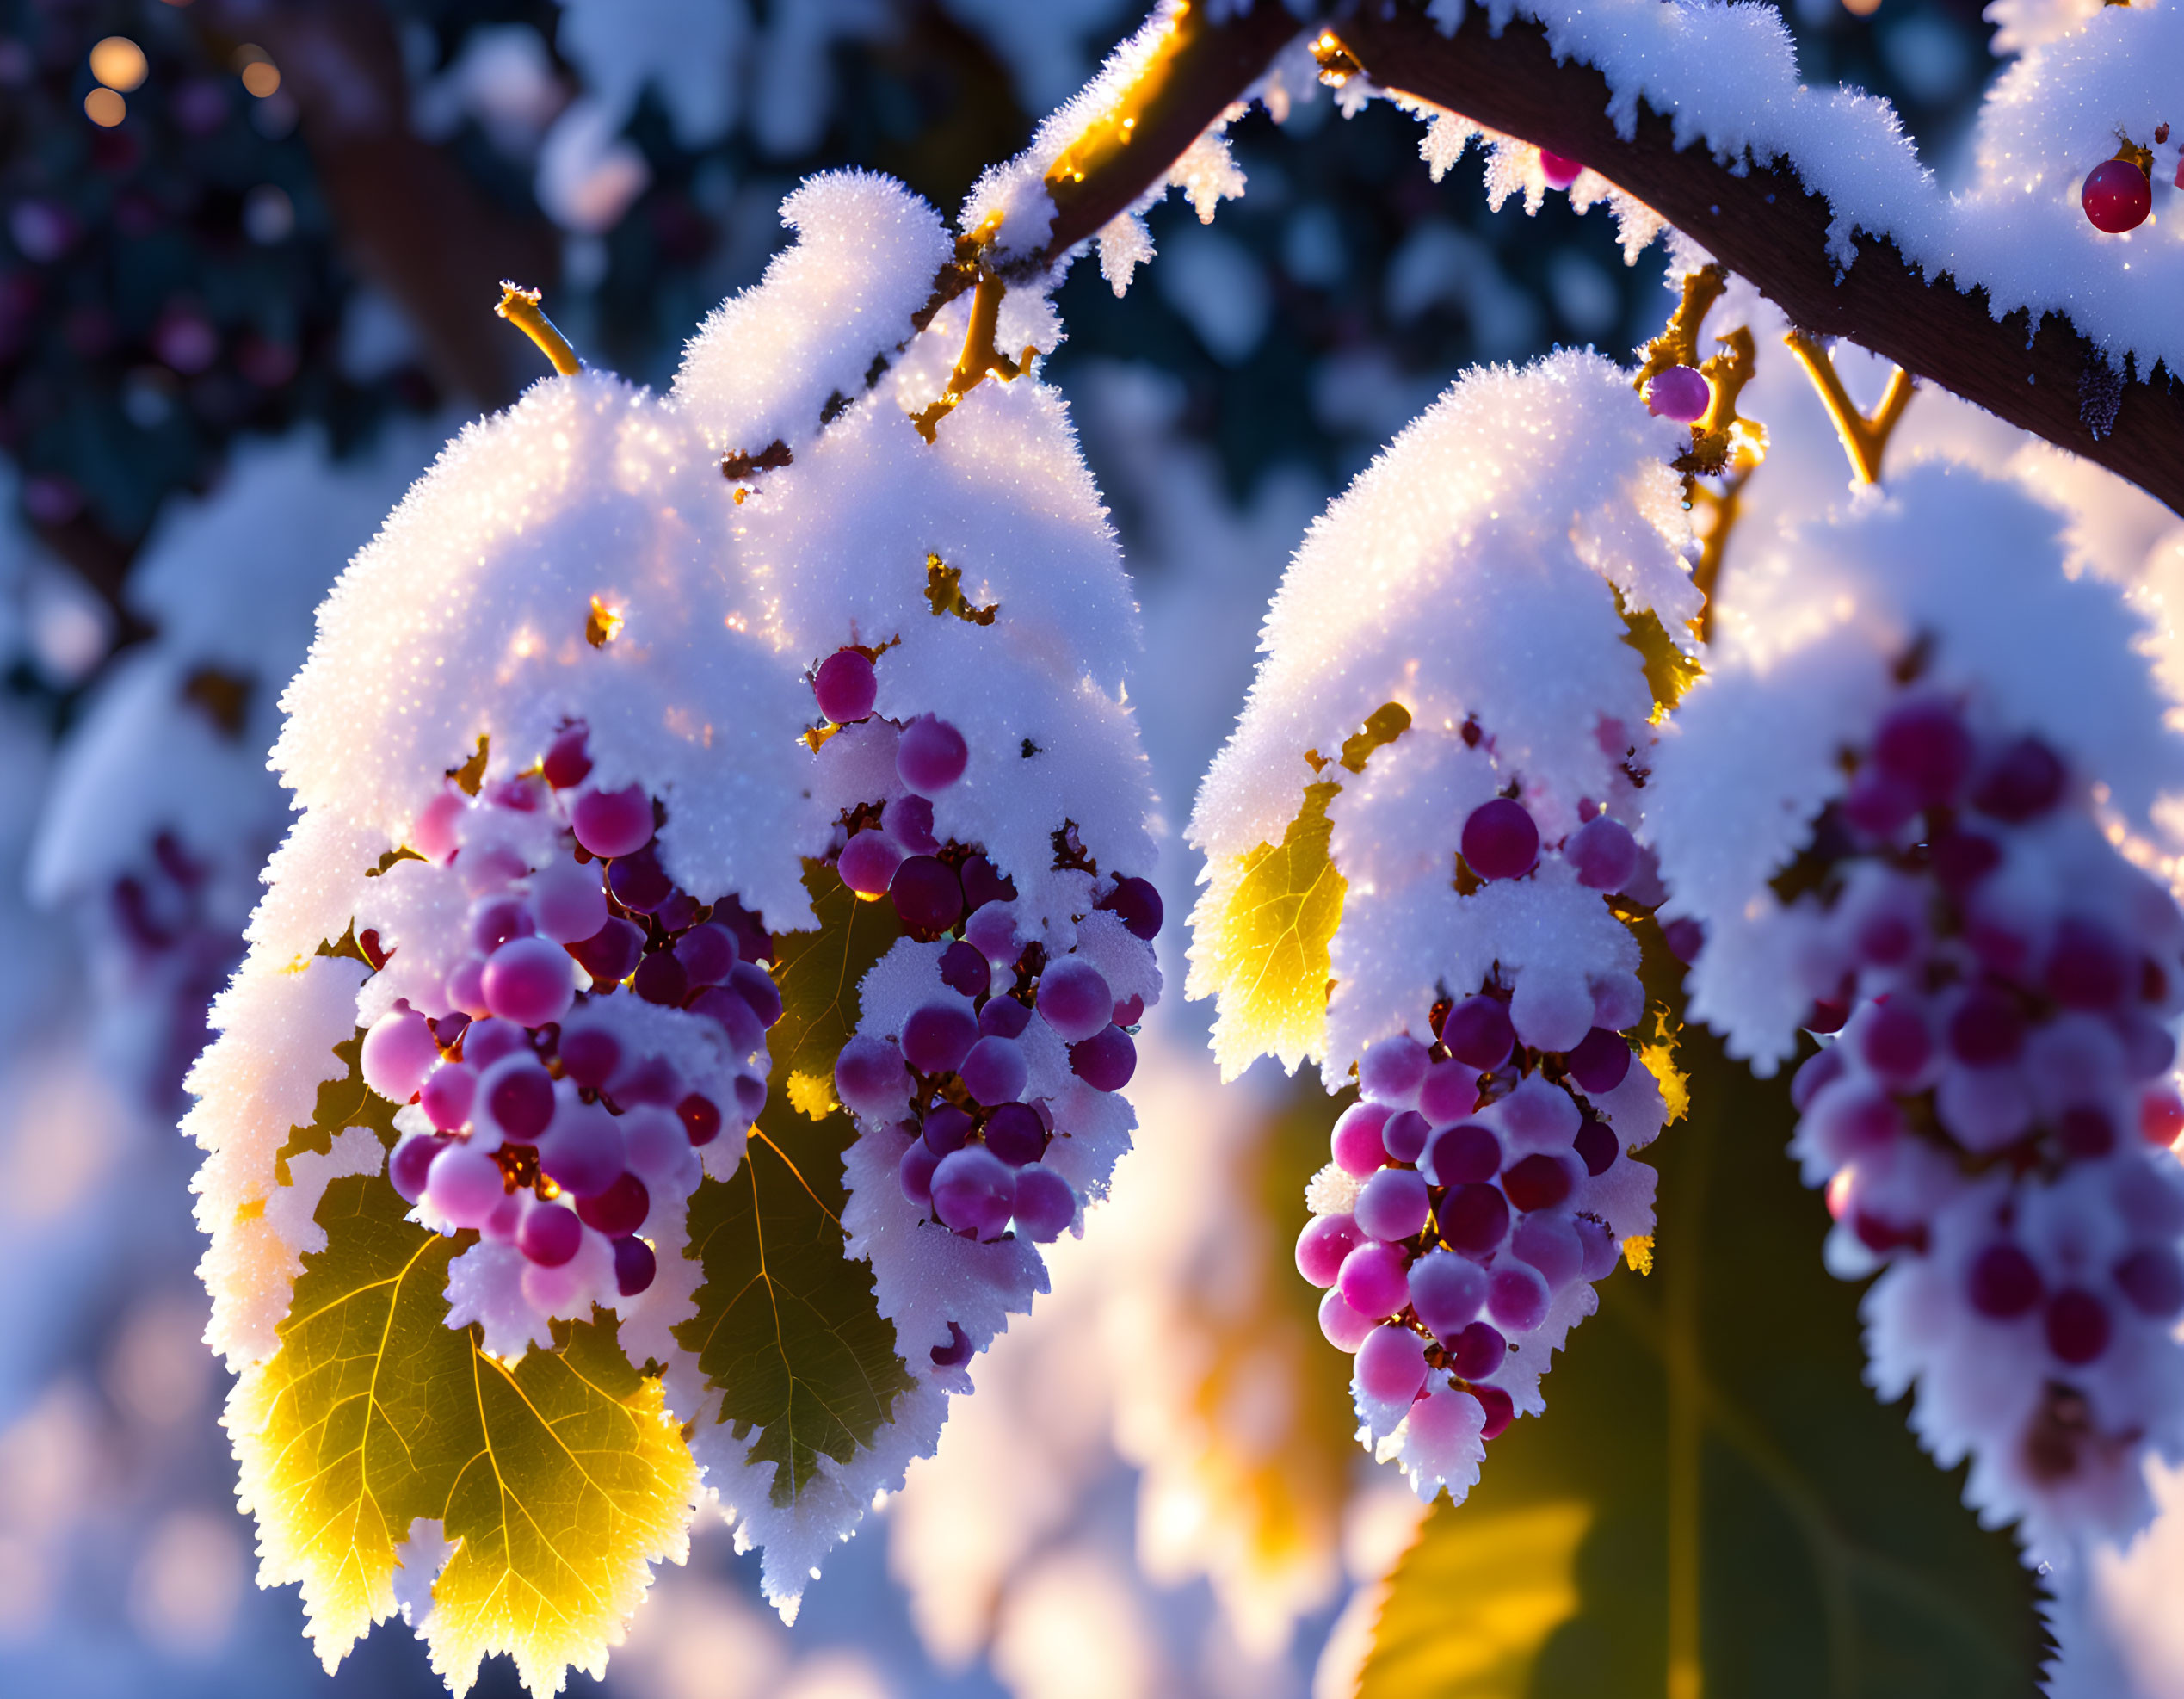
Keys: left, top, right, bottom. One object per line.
{"left": 1188, "top": 781, "right": 1347, "bottom": 1081}
{"left": 1623, "top": 1234, "right": 1656, "bottom": 1276}
{"left": 1360, "top": 1501, "right": 1593, "bottom": 1696}
{"left": 786, "top": 1069, "right": 840, "bottom": 1119}
{"left": 231, "top": 1159, "right": 696, "bottom": 1696}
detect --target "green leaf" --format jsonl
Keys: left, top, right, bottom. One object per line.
{"left": 231, "top": 1146, "right": 697, "bottom": 1696}
{"left": 676, "top": 863, "right": 916, "bottom": 1506}
{"left": 1358, "top": 1017, "right": 2047, "bottom": 1699}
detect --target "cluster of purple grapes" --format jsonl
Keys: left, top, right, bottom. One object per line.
{"left": 1296, "top": 985, "right": 1640, "bottom": 1443}
{"left": 806, "top": 645, "right": 1161, "bottom": 1276}
{"left": 1777, "top": 691, "right": 2184, "bottom": 1503}
{"left": 361, "top": 722, "right": 780, "bottom": 1313}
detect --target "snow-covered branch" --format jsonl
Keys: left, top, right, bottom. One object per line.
{"left": 1331, "top": 1, "right": 2184, "bottom": 516}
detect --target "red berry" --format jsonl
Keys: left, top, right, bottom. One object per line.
{"left": 2082, "top": 159, "right": 2151, "bottom": 234}
{"left": 1539, "top": 149, "right": 1582, "bottom": 189}
{"left": 2044, "top": 1288, "right": 2112, "bottom": 1365}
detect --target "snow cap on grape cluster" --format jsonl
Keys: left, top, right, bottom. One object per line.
{"left": 1652, "top": 461, "right": 2184, "bottom": 1075}
{"left": 1189, "top": 350, "right": 1694, "bottom": 1079}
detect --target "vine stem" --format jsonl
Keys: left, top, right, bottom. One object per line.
{"left": 496, "top": 284, "right": 581, "bottom": 377}
{"left": 1782, "top": 332, "right": 1917, "bottom": 485}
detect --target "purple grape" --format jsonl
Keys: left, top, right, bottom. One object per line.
{"left": 1473, "top": 1385, "right": 1515, "bottom": 1439}
{"left": 1112, "top": 995, "right": 1145, "bottom": 1028}
{"left": 608, "top": 845, "right": 673, "bottom": 913}
{"left": 469, "top": 894, "right": 534, "bottom": 954}
{"left": 813, "top": 648, "right": 878, "bottom": 723}
{"left": 1069, "top": 1026, "right": 1136, "bottom": 1092}
{"left": 1511, "top": 1213, "right": 1584, "bottom": 1288}
{"left": 892, "top": 856, "right": 965, "bottom": 933}
{"left": 427, "top": 1143, "right": 506, "bottom": 1226}
{"left": 481, "top": 1057, "right": 556, "bottom": 1143}
{"left": 1360, "top": 1035, "right": 1430, "bottom": 1103}
{"left": 1858, "top": 1003, "right": 1932, "bottom": 1084}
{"left": 2059, "top": 1104, "right": 2115, "bottom": 1158}
{"left": 633, "top": 951, "right": 688, "bottom": 1007}
{"left": 898, "top": 715, "right": 969, "bottom": 794}
{"left": 1441, "top": 1183, "right": 1511, "bottom": 1257}
{"left": 966, "top": 902, "right": 1020, "bottom": 965}
{"left": 2045, "top": 1288, "right": 2111, "bottom": 1364}
{"left": 1966, "top": 1243, "right": 2042, "bottom": 1319}
{"left": 735, "top": 1075, "right": 767, "bottom": 1118}
{"left": 1930, "top": 829, "right": 2002, "bottom": 895}
{"left": 1644, "top": 363, "right": 1711, "bottom": 423}
{"left": 1297, "top": 1214, "right": 1363, "bottom": 1287}
{"left": 484, "top": 937, "right": 576, "bottom": 1027}
{"left": 464, "top": 1016, "right": 531, "bottom": 1071}
{"left": 929, "top": 946, "right": 989, "bottom": 1006}
{"left": 1663, "top": 917, "right": 1706, "bottom": 964}
{"left": 984, "top": 1102, "right": 1046, "bottom": 1165}
{"left": 2116, "top": 1246, "right": 2184, "bottom": 1318}
{"left": 1539, "top": 149, "right": 1583, "bottom": 189}
{"left": 1487, "top": 1263, "right": 1549, "bottom": 1332}
{"left": 1422, "top": 1123, "right": 1501, "bottom": 1186}
{"left": 726, "top": 961, "right": 781, "bottom": 1029}
{"left": 902, "top": 1002, "right": 978, "bottom": 1075}
{"left": 1872, "top": 697, "right": 1974, "bottom": 806}
{"left": 1572, "top": 1116, "right": 1619, "bottom": 1177}
{"left": 678, "top": 1094, "right": 722, "bottom": 1146}
{"left": 577, "top": 1171, "right": 650, "bottom": 1237}
{"left": 884, "top": 794, "right": 939, "bottom": 856}
{"left": 1099, "top": 875, "right": 1163, "bottom": 941}
{"left": 519, "top": 1199, "right": 583, "bottom": 1268}
{"left": 980, "top": 996, "right": 1031, "bottom": 1039}
{"left": 1565, "top": 1027, "right": 1632, "bottom": 1094}
{"left": 1382, "top": 1109, "right": 1431, "bottom": 1164}
{"left": 1011, "top": 1165, "right": 1077, "bottom": 1241}
{"left": 838, "top": 831, "right": 902, "bottom": 898}
{"left": 2045, "top": 917, "right": 2131, "bottom": 1011}
{"left": 570, "top": 916, "right": 645, "bottom": 986}
{"left": 1502, "top": 1153, "right": 1573, "bottom": 1213}
{"left": 930, "top": 1322, "right": 973, "bottom": 1368}
{"left": 674, "top": 922, "right": 738, "bottom": 986}
{"left": 1337, "top": 1242, "right": 1411, "bottom": 1318}
{"left": 421, "top": 1064, "right": 477, "bottom": 1132}
{"left": 922, "top": 1103, "right": 974, "bottom": 1155}
{"left": 1462, "top": 799, "right": 1539, "bottom": 881}
{"left": 1319, "top": 1289, "right": 1377, "bottom": 1352}
{"left": 836, "top": 1035, "right": 911, "bottom": 1120}
{"left": 543, "top": 725, "right": 592, "bottom": 789}
{"left": 1576, "top": 1217, "right": 1621, "bottom": 1281}
{"left": 1408, "top": 1251, "right": 1488, "bottom": 1340}
{"left": 1333, "top": 1102, "right": 1394, "bottom": 1177}
{"left": 900, "top": 1138, "right": 940, "bottom": 1206}
{"left": 959, "top": 1035, "right": 1027, "bottom": 1105}
{"left": 1449, "top": 1320, "right": 1504, "bottom": 1381}
{"left": 1442, "top": 996, "right": 1515, "bottom": 1071}
{"left": 1565, "top": 815, "right": 1640, "bottom": 892}
{"left": 932, "top": 1146, "right": 1015, "bottom": 1239}
{"left": 614, "top": 1235, "right": 657, "bottom": 1296}
{"left": 1418, "top": 1060, "right": 1477, "bottom": 1125}
{"left": 690, "top": 986, "right": 763, "bottom": 1058}
{"left": 390, "top": 1134, "right": 449, "bottom": 1203}
{"left": 1972, "top": 738, "right": 2065, "bottom": 822}
{"left": 362, "top": 1007, "right": 440, "bottom": 1103}
{"left": 538, "top": 1098, "right": 625, "bottom": 1196}
{"left": 960, "top": 856, "right": 1015, "bottom": 910}
{"left": 1036, "top": 958, "right": 1113, "bottom": 1042}
{"left": 2118, "top": 1013, "right": 2177, "bottom": 1080}
{"left": 433, "top": 1011, "right": 471, "bottom": 1052}
{"left": 1356, "top": 1168, "right": 1431, "bottom": 1242}
{"left": 1356, "top": 1325, "right": 1428, "bottom": 1404}
{"left": 1842, "top": 769, "right": 1920, "bottom": 838}
{"left": 571, "top": 785, "right": 653, "bottom": 858}
{"left": 529, "top": 860, "right": 608, "bottom": 943}
{"left": 1806, "top": 1000, "right": 1850, "bottom": 1036}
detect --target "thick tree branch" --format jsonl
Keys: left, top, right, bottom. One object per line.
{"left": 1332, "top": 2, "right": 2184, "bottom": 517}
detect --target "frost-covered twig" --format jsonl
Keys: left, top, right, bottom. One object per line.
{"left": 1330, "top": 1, "right": 2184, "bottom": 516}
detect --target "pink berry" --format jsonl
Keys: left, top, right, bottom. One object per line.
{"left": 1337, "top": 1242, "right": 1411, "bottom": 1319}
{"left": 2082, "top": 158, "right": 2151, "bottom": 233}
{"left": 1417, "top": 1060, "right": 1477, "bottom": 1124}
{"left": 837, "top": 829, "right": 902, "bottom": 897}
{"left": 542, "top": 725, "right": 592, "bottom": 788}
{"left": 1872, "top": 696, "right": 1973, "bottom": 807}
{"left": 1645, "top": 364, "right": 1711, "bottom": 423}
{"left": 1462, "top": 798, "right": 1539, "bottom": 880}
{"left": 483, "top": 936, "right": 577, "bottom": 1027}
{"left": 1382, "top": 1109, "right": 1431, "bottom": 1164}
{"left": 413, "top": 787, "right": 465, "bottom": 864}
{"left": 1356, "top": 1325, "right": 1428, "bottom": 1405}
{"left": 1440, "top": 1182, "right": 1511, "bottom": 1256}
{"left": 1539, "top": 148, "right": 1582, "bottom": 189}
{"left": 1356, "top": 1167, "right": 1431, "bottom": 1242}
{"left": 1408, "top": 1251, "right": 1488, "bottom": 1341}
{"left": 1011, "top": 1165, "right": 1077, "bottom": 1242}
{"left": 576, "top": 1171, "right": 650, "bottom": 1237}
{"left": 1565, "top": 815, "right": 1639, "bottom": 892}
{"left": 1441, "top": 995, "right": 1515, "bottom": 1071}
{"left": 1359, "top": 1034, "right": 1430, "bottom": 1103}
{"left": 1036, "top": 957, "right": 1113, "bottom": 1042}
{"left": 518, "top": 1198, "right": 583, "bottom": 1268}
{"left": 1319, "top": 1288, "right": 1377, "bottom": 1352}
{"left": 426, "top": 1143, "right": 506, "bottom": 1228}
{"left": 527, "top": 859, "right": 608, "bottom": 943}
{"left": 884, "top": 794, "right": 939, "bottom": 856}
{"left": 538, "top": 1097, "right": 626, "bottom": 1197}
{"left": 1296, "top": 1214, "right": 1362, "bottom": 1287}
{"left": 1857, "top": 1002, "right": 1932, "bottom": 1084}
{"left": 420, "top": 1063, "right": 477, "bottom": 1131}
{"left": 1450, "top": 1320, "right": 1504, "bottom": 1381}
{"left": 361, "top": 1007, "right": 441, "bottom": 1103}
{"left": 389, "top": 1134, "right": 448, "bottom": 1203}
{"left": 1511, "top": 1213, "right": 1584, "bottom": 1289}
{"left": 897, "top": 715, "right": 968, "bottom": 794}
{"left": 1331, "top": 1101, "right": 1394, "bottom": 1176}
{"left": 1487, "top": 1262, "right": 1549, "bottom": 1332}
{"left": 571, "top": 785, "right": 653, "bottom": 858}
{"left": 674, "top": 922, "right": 739, "bottom": 986}
{"left": 813, "top": 648, "right": 878, "bottom": 723}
